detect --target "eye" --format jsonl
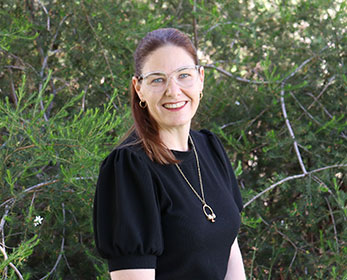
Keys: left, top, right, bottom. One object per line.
{"left": 151, "top": 77, "right": 165, "bottom": 84}
{"left": 154, "top": 78, "right": 164, "bottom": 83}
{"left": 178, "top": 73, "right": 191, "bottom": 79}
{"left": 147, "top": 76, "right": 166, "bottom": 85}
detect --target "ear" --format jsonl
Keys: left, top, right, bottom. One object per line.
{"left": 132, "top": 76, "right": 144, "bottom": 100}
{"left": 198, "top": 66, "right": 205, "bottom": 92}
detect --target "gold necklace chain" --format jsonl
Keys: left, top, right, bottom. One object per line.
{"left": 175, "top": 135, "right": 216, "bottom": 223}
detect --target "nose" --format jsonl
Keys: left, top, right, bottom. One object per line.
{"left": 165, "top": 77, "right": 182, "bottom": 97}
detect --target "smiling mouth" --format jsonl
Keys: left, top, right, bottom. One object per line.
{"left": 163, "top": 101, "right": 187, "bottom": 109}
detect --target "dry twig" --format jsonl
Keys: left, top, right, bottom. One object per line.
{"left": 307, "top": 75, "right": 336, "bottom": 111}
{"left": 244, "top": 164, "right": 347, "bottom": 208}
{"left": 0, "top": 204, "right": 24, "bottom": 279}
{"left": 204, "top": 64, "right": 269, "bottom": 84}
{"left": 40, "top": 203, "right": 66, "bottom": 280}
{"left": 305, "top": 92, "right": 334, "bottom": 119}
{"left": 192, "top": 0, "right": 199, "bottom": 50}
{"left": 280, "top": 82, "right": 307, "bottom": 174}
{"left": 324, "top": 197, "right": 339, "bottom": 253}
{"left": 259, "top": 215, "right": 299, "bottom": 271}
{"left": 37, "top": 0, "right": 50, "bottom": 31}
{"left": 290, "top": 92, "right": 321, "bottom": 126}
{"left": 1, "top": 177, "right": 94, "bottom": 208}
{"left": 84, "top": 10, "right": 120, "bottom": 108}
{"left": 8, "top": 68, "right": 18, "bottom": 107}
{"left": 0, "top": 246, "right": 24, "bottom": 280}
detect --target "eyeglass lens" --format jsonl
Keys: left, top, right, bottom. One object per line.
{"left": 143, "top": 67, "right": 199, "bottom": 93}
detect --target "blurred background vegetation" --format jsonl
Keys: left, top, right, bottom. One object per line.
{"left": 0, "top": 0, "right": 346, "bottom": 279}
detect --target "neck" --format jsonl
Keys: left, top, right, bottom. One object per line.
{"left": 159, "top": 125, "right": 191, "bottom": 151}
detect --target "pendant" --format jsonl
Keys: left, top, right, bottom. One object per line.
{"left": 203, "top": 204, "right": 216, "bottom": 223}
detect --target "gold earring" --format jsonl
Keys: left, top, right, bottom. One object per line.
{"left": 139, "top": 100, "right": 147, "bottom": 109}
{"left": 199, "top": 92, "right": 203, "bottom": 100}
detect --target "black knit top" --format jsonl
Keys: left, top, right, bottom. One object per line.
{"left": 93, "top": 129, "right": 243, "bottom": 280}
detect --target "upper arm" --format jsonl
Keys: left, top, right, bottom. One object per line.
{"left": 110, "top": 269, "right": 155, "bottom": 280}
{"left": 93, "top": 148, "right": 163, "bottom": 272}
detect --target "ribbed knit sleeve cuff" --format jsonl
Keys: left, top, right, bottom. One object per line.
{"left": 108, "top": 255, "right": 157, "bottom": 272}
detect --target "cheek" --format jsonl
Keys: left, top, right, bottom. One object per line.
{"left": 146, "top": 96, "right": 162, "bottom": 112}
{"left": 193, "top": 88, "right": 201, "bottom": 101}
{"left": 190, "top": 92, "right": 200, "bottom": 110}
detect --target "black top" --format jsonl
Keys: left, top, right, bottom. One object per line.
{"left": 93, "top": 129, "right": 243, "bottom": 280}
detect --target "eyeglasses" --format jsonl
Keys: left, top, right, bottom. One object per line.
{"left": 138, "top": 65, "right": 201, "bottom": 94}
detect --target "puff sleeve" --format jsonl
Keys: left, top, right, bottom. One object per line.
{"left": 204, "top": 130, "right": 243, "bottom": 212}
{"left": 93, "top": 147, "right": 163, "bottom": 272}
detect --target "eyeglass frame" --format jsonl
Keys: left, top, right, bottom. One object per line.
{"left": 136, "top": 65, "right": 203, "bottom": 91}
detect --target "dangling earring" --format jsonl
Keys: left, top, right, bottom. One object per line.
{"left": 139, "top": 100, "right": 147, "bottom": 109}
{"left": 199, "top": 92, "right": 204, "bottom": 100}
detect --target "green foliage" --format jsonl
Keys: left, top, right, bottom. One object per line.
{"left": 0, "top": 75, "right": 128, "bottom": 278}
{"left": 0, "top": 235, "right": 39, "bottom": 278}
{"left": 0, "top": 0, "right": 346, "bottom": 279}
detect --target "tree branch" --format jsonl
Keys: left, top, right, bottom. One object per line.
{"left": 280, "top": 82, "right": 307, "bottom": 174}
{"left": 237, "top": 108, "right": 269, "bottom": 141}
{"left": 307, "top": 75, "right": 336, "bottom": 111}
{"left": 204, "top": 64, "right": 269, "bottom": 84}
{"left": 82, "top": 79, "right": 92, "bottom": 111}
{"left": 45, "top": 14, "right": 70, "bottom": 118}
{"left": 220, "top": 120, "right": 244, "bottom": 130}
{"left": 259, "top": 215, "right": 299, "bottom": 271}
{"left": 244, "top": 164, "right": 347, "bottom": 208}
{"left": 1, "top": 205, "right": 9, "bottom": 278}
{"left": 0, "top": 205, "right": 10, "bottom": 251}
{"left": 1, "top": 49, "right": 39, "bottom": 76}
{"left": 282, "top": 57, "right": 314, "bottom": 83}
{"left": 27, "top": 4, "right": 69, "bottom": 121}
{"left": 290, "top": 92, "right": 321, "bottom": 126}
{"left": 229, "top": 30, "right": 240, "bottom": 50}
{"left": 84, "top": 12, "right": 121, "bottom": 108}
{"left": 37, "top": 0, "right": 50, "bottom": 32}
{"left": 205, "top": 21, "right": 234, "bottom": 34}
{"left": 50, "top": 14, "right": 70, "bottom": 50}
{"left": 324, "top": 197, "right": 339, "bottom": 253}
{"left": 192, "top": 0, "right": 198, "bottom": 50}
{"left": 305, "top": 92, "right": 334, "bottom": 119}
{"left": 0, "top": 246, "right": 25, "bottom": 280}
{"left": 8, "top": 68, "right": 18, "bottom": 107}
{"left": 1, "top": 177, "right": 95, "bottom": 208}
{"left": 39, "top": 203, "right": 66, "bottom": 280}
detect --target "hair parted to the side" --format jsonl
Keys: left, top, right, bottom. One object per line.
{"left": 130, "top": 28, "right": 199, "bottom": 164}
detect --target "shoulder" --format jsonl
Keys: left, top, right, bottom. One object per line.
{"left": 96, "top": 133, "right": 155, "bottom": 198}
{"left": 99, "top": 132, "right": 148, "bottom": 173}
{"left": 191, "top": 129, "right": 230, "bottom": 168}
{"left": 190, "top": 129, "right": 224, "bottom": 151}
{"left": 190, "top": 129, "right": 213, "bottom": 141}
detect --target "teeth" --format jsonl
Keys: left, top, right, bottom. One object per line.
{"left": 164, "top": 102, "right": 186, "bottom": 109}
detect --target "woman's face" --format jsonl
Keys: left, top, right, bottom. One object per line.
{"left": 133, "top": 45, "right": 204, "bottom": 132}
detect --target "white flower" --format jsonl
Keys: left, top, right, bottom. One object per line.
{"left": 235, "top": 101, "right": 240, "bottom": 106}
{"left": 34, "top": 216, "right": 43, "bottom": 227}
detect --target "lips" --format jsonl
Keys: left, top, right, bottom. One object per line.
{"left": 163, "top": 101, "right": 187, "bottom": 109}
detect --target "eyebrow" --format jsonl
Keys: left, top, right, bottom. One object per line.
{"left": 146, "top": 72, "right": 166, "bottom": 76}
{"left": 140, "top": 65, "right": 196, "bottom": 79}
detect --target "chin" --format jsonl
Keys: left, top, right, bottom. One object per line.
{"left": 160, "top": 119, "right": 192, "bottom": 129}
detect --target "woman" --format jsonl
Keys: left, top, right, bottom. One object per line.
{"left": 93, "top": 28, "right": 246, "bottom": 280}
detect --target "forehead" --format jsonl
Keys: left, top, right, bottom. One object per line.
{"left": 142, "top": 45, "right": 195, "bottom": 74}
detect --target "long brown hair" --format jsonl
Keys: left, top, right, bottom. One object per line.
{"left": 129, "top": 28, "right": 199, "bottom": 164}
